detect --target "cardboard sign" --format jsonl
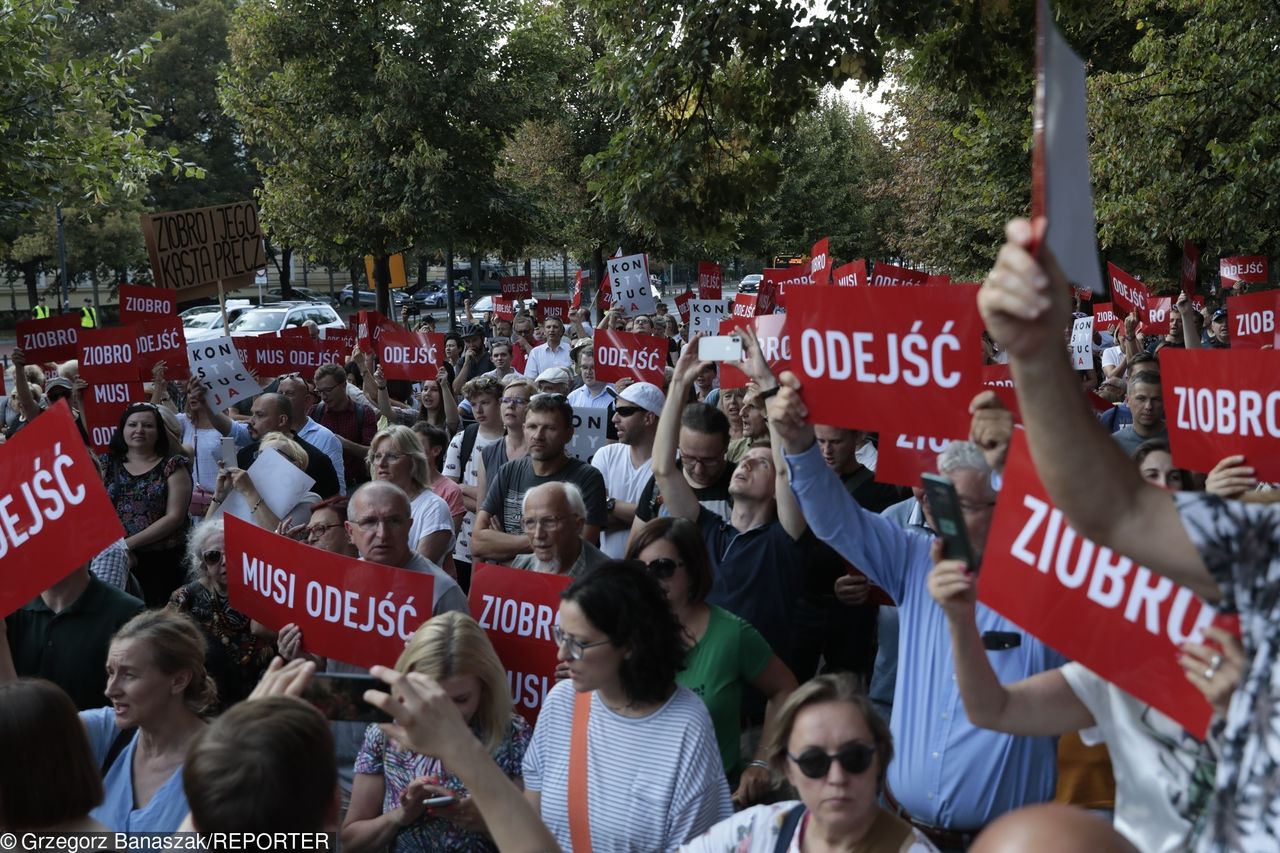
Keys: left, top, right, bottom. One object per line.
{"left": 1161, "top": 348, "right": 1280, "bottom": 481}
{"left": 536, "top": 299, "right": 570, "bottom": 324}
{"left": 1106, "top": 263, "right": 1148, "bottom": 318}
{"left": 117, "top": 283, "right": 177, "bottom": 323}
{"left": 134, "top": 316, "right": 190, "bottom": 380}
{"left": 1225, "top": 290, "right": 1278, "bottom": 349}
{"left": 718, "top": 314, "right": 791, "bottom": 392}
{"left": 980, "top": 431, "right": 1214, "bottom": 736}
{"left": 469, "top": 562, "right": 572, "bottom": 723}
{"left": 688, "top": 299, "right": 729, "bottom": 336}
{"left": 140, "top": 201, "right": 267, "bottom": 291}
{"left": 376, "top": 329, "right": 443, "bottom": 381}
{"left": 78, "top": 326, "right": 142, "bottom": 383}
{"left": 0, "top": 403, "right": 127, "bottom": 617}
{"left": 16, "top": 314, "right": 80, "bottom": 364}
{"left": 567, "top": 406, "right": 609, "bottom": 461}
{"left": 492, "top": 297, "right": 516, "bottom": 321}
{"left": 674, "top": 290, "right": 693, "bottom": 323}
{"left": 833, "top": 259, "right": 868, "bottom": 288}
{"left": 1144, "top": 297, "right": 1172, "bottom": 337}
{"left": 225, "top": 516, "right": 435, "bottom": 670}
{"left": 762, "top": 267, "right": 809, "bottom": 309}
{"left": 1069, "top": 316, "right": 1094, "bottom": 370}
{"left": 869, "top": 262, "right": 930, "bottom": 288}
{"left": 809, "top": 238, "right": 831, "bottom": 286}
{"left": 1093, "top": 302, "right": 1118, "bottom": 333}
{"left": 1219, "top": 256, "right": 1268, "bottom": 288}
{"left": 697, "top": 262, "right": 723, "bottom": 300}
{"left": 875, "top": 433, "right": 959, "bottom": 489}
{"left": 1181, "top": 241, "right": 1199, "bottom": 297}
{"left": 592, "top": 329, "right": 665, "bottom": 386}
{"left": 188, "top": 336, "right": 261, "bottom": 410}
{"left": 731, "top": 294, "right": 758, "bottom": 318}
{"left": 363, "top": 253, "right": 407, "bottom": 289}
{"left": 1029, "top": 0, "right": 1105, "bottom": 296}
{"left": 82, "top": 381, "right": 145, "bottom": 451}
{"left": 784, "top": 285, "right": 985, "bottom": 437}
{"left": 500, "top": 276, "right": 533, "bottom": 300}
{"left": 607, "top": 254, "right": 656, "bottom": 316}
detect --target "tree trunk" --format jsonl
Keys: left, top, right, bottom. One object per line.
{"left": 279, "top": 246, "right": 294, "bottom": 301}
{"left": 445, "top": 243, "right": 457, "bottom": 332}
{"left": 591, "top": 245, "right": 605, "bottom": 322}
{"left": 23, "top": 262, "right": 39, "bottom": 312}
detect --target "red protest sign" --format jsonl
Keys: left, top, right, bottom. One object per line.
{"left": 980, "top": 431, "right": 1215, "bottom": 736}
{"left": 320, "top": 327, "right": 356, "bottom": 355}
{"left": 280, "top": 336, "right": 340, "bottom": 377}
{"left": 117, "top": 283, "right": 177, "bottom": 323}
{"left": 1225, "top": 290, "right": 1279, "bottom": 349}
{"left": 1093, "top": 302, "right": 1118, "bottom": 333}
{"left": 1106, "top": 263, "right": 1148, "bottom": 318}
{"left": 492, "top": 297, "right": 516, "bottom": 321}
{"left": 762, "top": 267, "right": 809, "bottom": 310}
{"left": 731, "top": 294, "right": 757, "bottom": 318}
{"left": 674, "top": 290, "right": 693, "bottom": 323}
{"left": 785, "top": 285, "right": 985, "bottom": 437}
{"left": 536, "top": 299, "right": 570, "bottom": 324}
{"left": 376, "top": 329, "right": 443, "bottom": 381}
{"left": 1219, "top": 255, "right": 1268, "bottom": 288}
{"left": 0, "top": 403, "right": 126, "bottom": 616}
{"left": 592, "top": 329, "right": 665, "bottom": 386}
{"left": 809, "top": 238, "right": 831, "bottom": 287}
{"left": 500, "top": 275, "right": 533, "bottom": 300}
{"left": 78, "top": 326, "right": 142, "bottom": 383}
{"left": 1144, "top": 296, "right": 1173, "bottom": 337}
{"left": 926, "top": 274, "right": 952, "bottom": 287}
{"left": 1161, "top": 348, "right": 1280, "bottom": 481}
{"left": 82, "top": 380, "right": 145, "bottom": 452}
{"left": 1181, "top": 242, "right": 1199, "bottom": 297}
{"left": 718, "top": 314, "right": 792, "bottom": 392}
{"left": 571, "top": 270, "right": 587, "bottom": 310}
{"left": 469, "top": 563, "right": 572, "bottom": 723}
{"left": 225, "top": 516, "right": 434, "bottom": 670}
{"left": 875, "top": 433, "right": 959, "bottom": 489}
{"left": 241, "top": 336, "right": 290, "bottom": 378}
{"left": 869, "top": 262, "right": 930, "bottom": 287}
{"left": 134, "top": 316, "right": 189, "bottom": 380}
{"left": 697, "top": 262, "right": 723, "bottom": 300}
{"left": 981, "top": 364, "right": 1022, "bottom": 423}
{"left": 355, "top": 310, "right": 392, "bottom": 354}
{"left": 832, "top": 260, "right": 868, "bottom": 288}
{"left": 1072, "top": 286, "right": 1093, "bottom": 303}
{"left": 16, "top": 314, "right": 81, "bottom": 364}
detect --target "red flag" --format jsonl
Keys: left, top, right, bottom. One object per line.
{"left": 809, "top": 238, "right": 831, "bottom": 287}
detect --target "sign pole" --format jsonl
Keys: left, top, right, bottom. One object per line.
{"left": 218, "top": 279, "right": 229, "bottom": 333}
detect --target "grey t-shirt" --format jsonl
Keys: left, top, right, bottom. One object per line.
{"left": 481, "top": 456, "right": 608, "bottom": 535}
{"left": 1112, "top": 424, "right": 1169, "bottom": 456}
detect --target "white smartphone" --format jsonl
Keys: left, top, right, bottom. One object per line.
{"left": 697, "top": 335, "right": 743, "bottom": 362}
{"left": 422, "top": 795, "right": 457, "bottom": 807}
{"left": 220, "top": 436, "right": 239, "bottom": 468}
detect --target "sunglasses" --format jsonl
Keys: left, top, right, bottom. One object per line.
{"left": 787, "top": 743, "right": 876, "bottom": 779}
{"left": 614, "top": 406, "right": 643, "bottom": 417}
{"left": 643, "top": 557, "right": 679, "bottom": 580}
{"left": 202, "top": 550, "right": 224, "bottom": 565}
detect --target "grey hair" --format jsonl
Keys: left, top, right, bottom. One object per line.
{"left": 937, "top": 440, "right": 992, "bottom": 480}
{"left": 185, "top": 518, "right": 225, "bottom": 583}
{"left": 1128, "top": 370, "right": 1161, "bottom": 392}
{"left": 521, "top": 481, "right": 587, "bottom": 520}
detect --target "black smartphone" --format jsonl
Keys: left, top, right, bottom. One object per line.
{"left": 921, "top": 473, "right": 978, "bottom": 571}
{"left": 302, "top": 673, "right": 392, "bottom": 723}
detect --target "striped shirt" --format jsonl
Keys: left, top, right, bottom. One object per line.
{"left": 523, "top": 680, "right": 732, "bottom": 852}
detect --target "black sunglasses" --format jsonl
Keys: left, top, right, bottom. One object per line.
{"left": 202, "top": 549, "right": 224, "bottom": 565}
{"left": 643, "top": 558, "right": 679, "bottom": 580}
{"left": 787, "top": 743, "right": 876, "bottom": 779}
{"left": 614, "top": 406, "right": 643, "bottom": 417}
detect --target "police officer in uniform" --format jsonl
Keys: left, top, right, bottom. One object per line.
{"left": 31, "top": 296, "right": 50, "bottom": 319}
{"left": 80, "top": 298, "right": 98, "bottom": 328}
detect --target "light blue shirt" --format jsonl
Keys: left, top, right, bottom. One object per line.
{"left": 785, "top": 444, "right": 1064, "bottom": 830}
{"left": 81, "top": 708, "right": 191, "bottom": 831}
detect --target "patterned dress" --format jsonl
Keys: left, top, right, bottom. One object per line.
{"left": 100, "top": 453, "right": 190, "bottom": 549}
{"left": 168, "top": 582, "right": 274, "bottom": 708}
{"left": 355, "top": 714, "right": 531, "bottom": 852}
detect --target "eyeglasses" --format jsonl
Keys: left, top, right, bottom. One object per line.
{"left": 500, "top": 396, "right": 529, "bottom": 406}
{"left": 522, "top": 515, "right": 570, "bottom": 533}
{"left": 350, "top": 515, "right": 409, "bottom": 532}
{"left": 552, "top": 624, "right": 611, "bottom": 661}
{"left": 202, "top": 550, "right": 224, "bottom": 565}
{"left": 371, "top": 452, "right": 404, "bottom": 465}
{"left": 613, "top": 406, "right": 643, "bottom": 418}
{"left": 678, "top": 451, "right": 723, "bottom": 468}
{"left": 787, "top": 743, "right": 876, "bottom": 779}
{"left": 306, "top": 522, "right": 342, "bottom": 541}
{"left": 314, "top": 383, "right": 341, "bottom": 394}
{"left": 643, "top": 557, "right": 680, "bottom": 580}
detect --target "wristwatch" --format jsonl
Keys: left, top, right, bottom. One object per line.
{"left": 605, "top": 497, "right": 617, "bottom": 514}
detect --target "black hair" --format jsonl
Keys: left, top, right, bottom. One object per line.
{"left": 561, "top": 561, "right": 685, "bottom": 705}
{"left": 107, "top": 403, "right": 171, "bottom": 459}
{"left": 386, "top": 379, "right": 413, "bottom": 402}
{"left": 412, "top": 422, "right": 450, "bottom": 471}
{"left": 681, "top": 401, "right": 730, "bottom": 440}
{"left": 626, "top": 517, "right": 714, "bottom": 605}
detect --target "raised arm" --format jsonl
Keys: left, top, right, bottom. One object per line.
{"left": 9, "top": 349, "right": 40, "bottom": 422}
{"left": 738, "top": 327, "right": 806, "bottom": 540}
{"left": 979, "top": 218, "right": 1215, "bottom": 600}
{"left": 650, "top": 340, "right": 703, "bottom": 521}
{"left": 1176, "top": 292, "right": 1203, "bottom": 350}
{"left": 437, "top": 370, "right": 460, "bottom": 434}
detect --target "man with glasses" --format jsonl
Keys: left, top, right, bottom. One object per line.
{"left": 510, "top": 482, "right": 607, "bottom": 576}
{"left": 311, "top": 363, "right": 378, "bottom": 491}
{"left": 472, "top": 393, "right": 607, "bottom": 563}
{"left": 591, "top": 381, "right": 664, "bottom": 558}
{"left": 278, "top": 374, "right": 345, "bottom": 495}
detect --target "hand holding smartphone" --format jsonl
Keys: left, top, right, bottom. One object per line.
{"left": 921, "top": 473, "right": 979, "bottom": 572}
{"left": 220, "top": 436, "right": 238, "bottom": 468}
{"left": 697, "top": 335, "right": 743, "bottom": 363}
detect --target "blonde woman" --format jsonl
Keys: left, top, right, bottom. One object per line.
{"left": 366, "top": 424, "right": 455, "bottom": 570}
{"left": 343, "top": 612, "right": 532, "bottom": 852}
{"left": 206, "top": 432, "right": 320, "bottom": 529}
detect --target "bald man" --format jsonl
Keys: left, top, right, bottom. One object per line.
{"left": 971, "top": 804, "right": 1139, "bottom": 853}
{"left": 510, "top": 482, "right": 608, "bottom": 577}
{"left": 235, "top": 392, "right": 341, "bottom": 498}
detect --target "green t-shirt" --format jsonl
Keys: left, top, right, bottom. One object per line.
{"left": 677, "top": 604, "right": 773, "bottom": 774}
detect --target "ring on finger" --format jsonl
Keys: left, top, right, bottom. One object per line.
{"left": 1204, "top": 663, "right": 1220, "bottom": 680}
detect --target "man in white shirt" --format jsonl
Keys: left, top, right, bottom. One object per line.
{"left": 524, "top": 316, "right": 572, "bottom": 378}
{"left": 566, "top": 341, "right": 614, "bottom": 410}
{"left": 278, "top": 375, "right": 347, "bottom": 493}
{"left": 591, "top": 381, "right": 664, "bottom": 558}
{"left": 480, "top": 340, "right": 516, "bottom": 382}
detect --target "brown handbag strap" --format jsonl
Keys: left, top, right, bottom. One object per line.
{"left": 568, "top": 690, "right": 594, "bottom": 853}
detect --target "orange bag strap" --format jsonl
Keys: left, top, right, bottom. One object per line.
{"left": 568, "top": 690, "right": 594, "bottom": 853}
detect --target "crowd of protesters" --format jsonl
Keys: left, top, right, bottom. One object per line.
{"left": 0, "top": 242, "right": 1275, "bottom": 853}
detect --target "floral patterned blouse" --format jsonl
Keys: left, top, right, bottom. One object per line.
{"left": 168, "top": 582, "right": 275, "bottom": 708}
{"left": 355, "top": 714, "right": 532, "bottom": 852}
{"left": 100, "top": 454, "right": 189, "bottom": 550}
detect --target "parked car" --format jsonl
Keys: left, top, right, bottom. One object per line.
{"left": 737, "top": 274, "right": 762, "bottom": 294}
{"left": 262, "top": 286, "right": 334, "bottom": 305}
{"left": 338, "top": 284, "right": 410, "bottom": 308}
{"left": 404, "top": 282, "right": 447, "bottom": 308}
{"left": 226, "top": 302, "right": 346, "bottom": 337}
{"left": 181, "top": 301, "right": 254, "bottom": 343}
